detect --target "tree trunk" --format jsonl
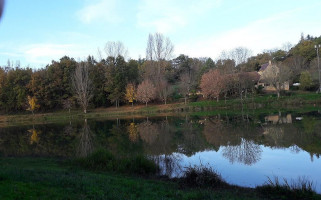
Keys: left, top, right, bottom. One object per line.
{"left": 131, "top": 102, "right": 133, "bottom": 107}
{"left": 164, "top": 98, "right": 167, "bottom": 105}
{"left": 184, "top": 97, "right": 187, "bottom": 105}
{"left": 84, "top": 109, "right": 87, "bottom": 114}
{"left": 145, "top": 102, "right": 147, "bottom": 107}
{"left": 277, "top": 91, "right": 280, "bottom": 99}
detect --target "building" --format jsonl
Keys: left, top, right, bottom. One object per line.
{"left": 257, "top": 61, "right": 290, "bottom": 91}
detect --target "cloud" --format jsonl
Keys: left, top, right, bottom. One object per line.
{"left": 22, "top": 43, "right": 88, "bottom": 65}
{"left": 175, "top": 7, "right": 321, "bottom": 60}
{"left": 77, "top": 0, "right": 121, "bottom": 24}
{"left": 137, "top": 0, "right": 221, "bottom": 33}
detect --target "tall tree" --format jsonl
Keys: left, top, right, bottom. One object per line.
{"left": 72, "top": 62, "right": 93, "bottom": 113}
{"left": 146, "top": 32, "right": 174, "bottom": 61}
{"left": 104, "top": 41, "right": 128, "bottom": 60}
{"left": 159, "top": 78, "right": 172, "bottom": 105}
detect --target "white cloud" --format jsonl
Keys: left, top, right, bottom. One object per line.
{"left": 175, "top": 7, "right": 321, "bottom": 60}
{"left": 22, "top": 43, "right": 89, "bottom": 65}
{"left": 137, "top": 0, "right": 221, "bottom": 33}
{"left": 77, "top": 0, "right": 121, "bottom": 24}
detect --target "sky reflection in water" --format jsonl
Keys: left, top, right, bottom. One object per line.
{"left": 0, "top": 112, "right": 321, "bottom": 192}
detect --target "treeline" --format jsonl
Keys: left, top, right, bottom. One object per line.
{"left": 0, "top": 33, "right": 320, "bottom": 113}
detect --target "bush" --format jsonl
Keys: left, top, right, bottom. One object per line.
{"left": 256, "top": 176, "right": 318, "bottom": 200}
{"left": 180, "top": 165, "right": 227, "bottom": 188}
{"left": 75, "top": 149, "right": 159, "bottom": 176}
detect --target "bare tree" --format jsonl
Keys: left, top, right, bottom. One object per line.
{"left": 62, "top": 98, "right": 74, "bottom": 113}
{"left": 136, "top": 79, "right": 156, "bottom": 106}
{"left": 261, "top": 62, "right": 292, "bottom": 98}
{"left": 76, "top": 119, "right": 94, "bottom": 158}
{"left": 159, "top": 78, "right": 173, "bottom": 105}
{"left": 72, "top": 62, "right": 93, "bottom": 113}
{"left": 230, "top": 47, "right": 252, "bottom": 66}
{"left": 282, "top": 42, "right": 293, "bottom": 52}
{"left": 222, "top": 138, "right": 262, "bottom": 165}
{"left": 104, "top": 41, "right": 128, "bottom": 59}
{"left": 179, "top": 72, "right": 193, "bottom": 105}
{"left": 218, "top": 47, "right": 252, "bottom": 66}
{"left": 146, "top": 33, "right": 174, "bottom": 61}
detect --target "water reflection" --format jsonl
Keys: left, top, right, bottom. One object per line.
{"left": 76, "top": 119, "right": 94, "bottom": 158}
{"left": 1, "top": 112, "right": 321, "bottom": 192}
{"left": 222, "top": 139, "right": 262, "bottom": 165}
{"left": 137, "top": 119, "right": 160, "bottom": 145}
{"left": 28, "top": 127, "right": 41, "bottom": 145}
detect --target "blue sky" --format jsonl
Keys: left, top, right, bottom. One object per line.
{"left": 0, "top": 0, "right": 321, "bottom": 68}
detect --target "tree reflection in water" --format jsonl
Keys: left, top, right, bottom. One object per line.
{"left": 152, "top": 153, "right": 183, "bottom": 177}
{"left": 127, "top": 122, "right": 139, "bottom": 143}
{"left": 203, "top": 117, "right": 263, "bottom": 165}
{"left": 76, "top": 119, "right": 94, "bottom": 158}
{"left": 28, "top": 127, "right": 41, "bottom": 145}
{"left": 222, "top": 138, "right": 262, "bottom": 165}
{"left": 137, "top": 119, "right": 160, "bottom": 145}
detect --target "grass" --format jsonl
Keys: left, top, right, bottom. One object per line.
{"left": 257, "top": 176, "right": 319, "bottom": 200}
{"left": 0, "top": 157, "right": 261, "bottom": 200}
{"left": 0, "top": 92, "right": 320, "bottom": 127}
{"left": 0, "top": 156, "right": 320, "bottom": 199}
{"left": 179, "top": 164, "right": 228, "bottom": 188}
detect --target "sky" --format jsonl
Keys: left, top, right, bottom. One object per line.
{"left": 0, "top": 0, "right": 321, "bottom": 69}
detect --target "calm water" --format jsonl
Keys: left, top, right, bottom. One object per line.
{"left": 1, "top": 111, "right": 321, "bottom": 192}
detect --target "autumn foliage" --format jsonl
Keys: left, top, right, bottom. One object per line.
{"left": 26, "top": 96, "right": 40, "bottom": 114}
{"left": 125, "top": 83, "right": 136, "bottom": 106}
{"left": 136, "top": 79, "right": 156, "bottom": 106}
{"left": 200, "top": 69, "right": 223, "bottom": 100}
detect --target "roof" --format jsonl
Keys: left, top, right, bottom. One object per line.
{"left": 259, "top": 63, "right": 269, "bottom": 71}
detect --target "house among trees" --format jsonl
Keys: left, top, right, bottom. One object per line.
{"left": 257, "top": 60, "right": 290, "bottom": 92}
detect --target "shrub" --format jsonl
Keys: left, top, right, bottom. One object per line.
{"left": 180, "top": 165, "right": 227, "bottom": 188}
{"left": 256, "top": 176, "right": 317, "bottom": 200}
{"left": 75, "top": 149, "right": 159, "bottom": 176}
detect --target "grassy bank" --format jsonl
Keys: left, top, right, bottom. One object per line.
{"left": 0, "top": 92, "right": 320, "bottom": 126}
{"left": 0, "top": 157, "right": 259, "bottom": 200}
{"left": 0, "top": 156, "right": 320, "bottom": 200}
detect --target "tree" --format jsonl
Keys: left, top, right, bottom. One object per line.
{"left": 179, "top": 72, "right": 193, "bottom": 105}
{"left": 62, "top": 98, "right": 74, "bottom": 113}
{"left": 125, "top": 83, "right": 136, "bottom": 106}
{"left": 136, "top": 79, "right": 156, "bottom": 106}
{"left": 105, "top": 56, "right": 127, "bottom": 108}
{"left": 26, "top": 96, "right": 40, "bottom": 115}
{"left": 200, "top": 69, "right": 223, "bottom": 101}
{"left": 146, "top": 32, "right": 174, "bottom": 61}
{"left": 261, "top": 62, "right": 292, "bottom": 98}
{"left": 104, "top": 41, "right": 128, "bottom": 60}
{"left": 299, "top": 71, "right": 313, "bottom": 90}
{"left": 219, "top": 47, "right": 252, "bottom": 66}
{"left": 159, "top": 78, "right": 172, "bottom": 105}
{"left": 72, "top": 62, "right": 93, "bottom": 113}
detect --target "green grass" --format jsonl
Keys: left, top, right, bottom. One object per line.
{"left": 257, "top": 176, "right": 320, "bottom": 200}
{"left": 0, "top": 157, "right": 320, "bottom": 199}
{"left": 1, "top": 92, "right": 321, "bottom": 127}
{"left": 0, "top": 157, "right": 262, "bottom": 200}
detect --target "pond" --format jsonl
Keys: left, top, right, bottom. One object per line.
{"left": 1, "top": 111, "right": 321, "bottom": 192}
